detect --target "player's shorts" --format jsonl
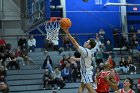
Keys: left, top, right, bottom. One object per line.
{"left": 81, "top": 71, "right": 93, "bottom": 84}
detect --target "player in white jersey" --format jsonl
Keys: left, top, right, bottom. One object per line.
{"left": 62, "top": 29, "right": 96, "bottom": 93}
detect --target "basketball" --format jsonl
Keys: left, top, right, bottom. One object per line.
{"left": 60, "top": 18, "right": 72, "bottom": 29}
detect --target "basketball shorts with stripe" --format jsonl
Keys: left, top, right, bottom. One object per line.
{"left": 81, "top": 71, "right": 93, "bottom": 84}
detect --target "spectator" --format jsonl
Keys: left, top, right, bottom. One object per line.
{"left": 0, "top": 53, "right": 7, "bottom": 67}
{"left": 42, "top": 69, "right": 54, "bottom": 89}
{"left": 44, "top": 38, "right": 53, "bottom": 52}
{"left": 104, "top": 40, "right": 113, "bottom": 59}
{"left": 73, "top": 51, "right": 81, "bottom": 78}
{"left": 28, "top": 35, "right": 36, "bottom": 52}
{"left": 115, "top": 78, "right": 135, "bottom": 93}
{"left": 71, "top": 62, "right": 78, "bottom": 82}
{"left": 95, "top": 49, "right": 103, "bottom": 66}
{"left": 7, "top": 52, "right": 20, "bottom": 70}
{"left": 119, "top": 57, "right": 129, "bottom": 74}
{"left": 62, "top": 35, "right": 71, "bottom": 51}
{"left": 0, "top": 66, "right": 9, "bottom": 93}
{"left": 120, "top": 33, "right": 129, "bottom": 51}
{"left": 15, "top": 48, "right": 25, "bottom": 66}
{"left": 59, "top": 55, "right": 67, "bottom": 70}
{"left": 131, "top": 34, "right": 138, "bottom": 48}
{"left": 99, "top": 28, "right": 105, "bottom": 43}
{"left": 62, "top": 63, "right": 71, "bottom": 82}
{"left": 5, "top": 44, "right": 11, "bottom": 53}
{"left": 19, "top": 45, "right": 34, "bottom": 65}
{"left": 52, "top": 67, "right": 65, "bottom": 89}
{"left": 51, "top": 39, "right": 59, "bottom": 51}
{"left": 0, "top": 39, "right": 6, "bottom": 46}
{"left": 42, "top": 55, "right": 53, "bottom": 69}
{"left": 0, "top": 66, "right": 7, "bottom": 78}
{"left": 18, "top": 36, "right": 27, "bottom": 51}
{"left": 127, "top": 55, "right": 136, "bottom": 74}
{"left": 113, "top": 28, "right": 120, "bottom": 48}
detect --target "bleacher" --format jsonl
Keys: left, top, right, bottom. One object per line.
{"left": 6, "top": 50, "right": 140, "bottom": 93}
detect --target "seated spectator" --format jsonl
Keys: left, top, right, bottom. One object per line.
{"left": 15, "top": 48, "right": 25, "bottom": 66}
{"left": 0, "top": 39, "right": 6, "bottom": 46}
{"left": 51, "top": 39, "right": 59, "bottom": 51}
{"left": 0, "top": 66, "right": 7, "bottom": 78}
{"left": 61, "top": 63, "right": 71, "bottom": 82}
{"left": 113, "top": 28, "right": 120, "bottom": 48}
{"left": 5, "top": 44, "right": 11, "bottom": 53}
{"left": 103, "top": 40, "right": 113, "bottom": 59}
{"left": 0, "top": 66, "right": 9, "bottom": 93}
{"left": 44, "top": 39, "right": 53, "bottom": 52}
{"left": 21, "top": 50, "right": 35, "bottom": 65}
{"left": 119, "top": 57, "right": 129, "bottom": 74}
{"left": 95, "top": 49, "right": 103, "bottom": 66}
{"left": 42, "top": 55, "right": 53, "bottom": 69}
{"left": 131, "top": 34, "right": 138, "bottom": 48}
{"left": 115, "top": 78, "right": 135, "bottom": 93}
{"left": 52, "top": 67, "right": 65, "bottom": 89}
{"left": 62, "top": 35, "right": 71, "bottom": 51}
{"left": 42, "top": 69, "right": 54, "bottom": 89}
{"left": 0, "top": 53, "right": 8, "bottom": 67}
{"left": 28, "top": 35, "right": 36, "bottom": 52}
{"left": 127, "top": 55, "right": 136, "bottom": 74}
{"left": 59, "top": 55, "right": 67, "bottom": 70}
{"left": 70, "top": 62, "right": 78, "bottom": 82}
{"left": 18, "top": 36, "right": 27, "bottom": 52}
{"left": 7, "top": 52, "right": 20, "bottom": 70}
{"left": 120, "top": 33, "right": 129, "bottom": 53}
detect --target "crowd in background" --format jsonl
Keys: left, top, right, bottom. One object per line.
{"left": 40, "top": 28, "right": 140, "bottom": 92}
{"left": 0, "top": 27, "right": 140, "bottom": 92}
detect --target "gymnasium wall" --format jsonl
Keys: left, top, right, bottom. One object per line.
{"left": 27, "top": 0, "right": 122, "bottom": 48}
{"left": 126, "top": 0, "right": 140, "bottom": 32}
{"left": 65, "top": 0, "right": 121, "bottom": 46}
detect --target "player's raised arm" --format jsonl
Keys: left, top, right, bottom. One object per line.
{"left": 62, "top": 28, "right": 80, "bottom": 50}
{"left": 60, "top": 18, "right": 80, "bottom": 50}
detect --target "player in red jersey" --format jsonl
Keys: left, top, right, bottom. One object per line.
{"left": 96, "top": 59, "right": 118, "bottom": 93}
{"left": 115, "top": 78, "right": 135, "bottom": 93}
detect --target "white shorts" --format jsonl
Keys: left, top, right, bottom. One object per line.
{"left": 81, "top": 71, "right": 93, "bottom": 84}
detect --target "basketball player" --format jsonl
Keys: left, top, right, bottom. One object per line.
{"left": 96, "top": 59, "right": 118, "bottom": 93}
{"left": 62, "top": 28, "right": 96, "bottom": 93}
{"left": 114, "top": 78, "right": 135, "bottom": 93}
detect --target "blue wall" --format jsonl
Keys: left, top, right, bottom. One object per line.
{"left": 126, "top": 0, "right": 140, "bottom": 32}
{"left": 66, "top": 0, "right": 121, "bottom": 45}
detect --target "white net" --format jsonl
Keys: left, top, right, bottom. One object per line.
{"left": 44, "top": 21, "right": 60, "bottom": 41}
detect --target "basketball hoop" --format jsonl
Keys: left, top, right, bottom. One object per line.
{"left": 44, "top": 17, "right": 61, "bottom": 41}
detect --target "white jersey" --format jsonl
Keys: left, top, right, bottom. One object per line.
{"left": 91, "top": 40, "right": 101, "bottom": 53}
{"left": 78, "top": 46, "right": 93, "bottom": 83}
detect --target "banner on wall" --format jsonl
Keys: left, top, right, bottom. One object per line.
{"left": 95, "top": 0, "right": 102, "bottom": 5}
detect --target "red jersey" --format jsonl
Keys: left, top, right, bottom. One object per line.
{"left": 119, "top": 89, "right": 134, "bottom": 93}
{"left": 96, "top": 71, "right": 111, "bottom": 92}
{"left": 0, "top": 39, "right": 6, "bottom": 45}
